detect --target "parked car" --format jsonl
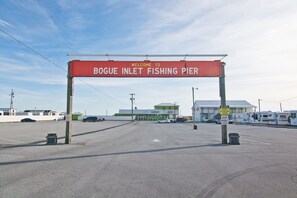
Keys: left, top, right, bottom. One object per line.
{"left": 175, "top": 118, "right": 186, "bottom": 122}
{"left": 83, "top": 116, "right": 98, "bottom": 122}
{"left": 158, "top": 119, "right": 175, "bottom": 123}
{"left": 21, "top": 118, "right": 36, "bottom": 122}
{"left": 98, "top": 118, "right": 105, "bottom": 121}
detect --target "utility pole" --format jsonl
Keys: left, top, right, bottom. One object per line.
{"left": 65, "top": 62, "right": 73, "bottom": 144}
{"left": 258, "top": 99, "right": 262, "bottom": 112}
{"left": 280, "top": 103, "right": 283, "bottom": 112}
{"left": 192, "top": 87, "right": 198, "bottom": 130}
{"left": 10, "top": 90, "right": 14, "bottom": 109}
{"left": 130, "top": 93, "right": 135, "bottom": 122}
{"left": 8, "top": 89, "right": 15, "bottom": 116}
{"left": 9, "top": 89, "right": 14, "bottom": 109}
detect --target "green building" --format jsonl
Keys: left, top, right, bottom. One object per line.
{"left": 115, "top": 103, "right": 179, "bottom": 121}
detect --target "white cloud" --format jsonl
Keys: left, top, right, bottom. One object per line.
{"left": 9, "top": 75, "right": 67, "bottom": 85}
{"left": 0, "top": 19, "right": 15, "bottom": 29}
{"left": 0, "top": 57, "right": 32, "bottom": 72}
{"left": 56, "top": 0, "right": 101, "bottom": 10}
{"left": 123, "top": 0, "right": 297, "bottom": 113}
{"left": 12, "top": 0, "right": 59, "bottom": 31}
{"left": 66, "top": 15, "right": 89, "bottom": 30}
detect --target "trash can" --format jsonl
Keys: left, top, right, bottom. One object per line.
{"left": 228, "top": 133, "right": 240, "bottom": 145}
{"left": 194, "top": 125, "right": 197, "bottom": 130}
{"left": 46, "top": 133, "right": 57, "bottom": 145}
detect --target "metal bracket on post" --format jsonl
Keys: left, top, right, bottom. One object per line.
{"left": 219, "top": 62, "right": 228, "bottom": 144}
{"left": 65, "top": 61, "right": 73, "bottom": 144}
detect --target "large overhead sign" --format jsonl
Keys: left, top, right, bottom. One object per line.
{"left": 70, "top": 60, "right": 222, "bottom": 77}
{"left": 65, "top": 55, "right": 229, "bottom": 145}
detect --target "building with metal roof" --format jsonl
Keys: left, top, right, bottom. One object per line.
{"left": 0, "top": 108, "right": 16, "bottom": 116}
{"left": 193, "top": 100, "right": 256, "bottom": 122}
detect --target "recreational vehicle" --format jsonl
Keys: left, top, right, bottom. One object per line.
{"left": 268, "top": 112, "right": 290, "bottom": 125}
{"left": 289, "top": 111, "right": 297, "bottom": 126}
{"left": 251, "top": 111, "right": 271, "bottom": 124}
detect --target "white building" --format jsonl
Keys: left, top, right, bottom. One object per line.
{"left": 0, "top": 108, "right": 16, "bottom": 116}
{"left": 193, "top": 100, "right": 255, "bottom": 122}
{"left": 23, "top": 109, "right": 58, "bottom": 116}
{"left": 0, "top": 109, "right": 63, "bottom": 122}
{"left": 267, "top": 112, "right": 290, "bottom": 125}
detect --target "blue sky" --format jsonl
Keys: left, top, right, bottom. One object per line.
{"left": 0, "top": 0, "right": 297, "bottom": 115}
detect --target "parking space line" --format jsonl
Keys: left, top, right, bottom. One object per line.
{"left": 153, "top": 139, "right": 161, "bottom": 143}
{"left": 243, "top": 138, "right": 271, "bottom": 145}
{"left": 18, "top": 135, "right": 45, "bottom": 140}
{"left": 0, "top": 138, "right": 25, "bottom": 144}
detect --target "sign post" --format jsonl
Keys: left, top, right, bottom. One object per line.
{"left": 65, "top": 62, "right": 73, "bottom": 144}
{"left": 219, "top": 62, "right": 228, "bottom": 144}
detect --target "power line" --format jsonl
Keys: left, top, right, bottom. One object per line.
{"left": 262, "top": 96, "right": 297, "bottom": 103}
{"left": 0, "top": 28, "right": 127, "bottom": 105}
{"left": 8, "top": 2, "right": 123, "bottom": 103}
{"left": 12, "top": 0, "right": 73, "bottom": 46}
{"left": 0, "top": 28, "right": 66, "bottom": 72}
{"left": 77, "top": 78, "right": 126, "bottom": 104}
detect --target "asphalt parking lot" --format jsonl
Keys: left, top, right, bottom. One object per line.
{"left": 1, "top": 121, "right": 297, "bottom": 198}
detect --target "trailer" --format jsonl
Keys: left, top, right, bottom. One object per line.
{"left": 289, "top": 111, "right": 297, "bottom": 126}
{"left": 251, "top": 111, "right": 271, "bottom": 124}
{"left": 268, "top": 112, "right": 290, "bottom": 125}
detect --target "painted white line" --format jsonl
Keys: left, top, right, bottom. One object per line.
{"left": 243, "top": 138, "right": 271, "bottom": 145}
{"left": 18, "top": 135, "right": 45, "bottom": 140}
{"left": 0, "top": 138, "right": 25, "bottom": 144}
{"left": 153, "top": 139, "right": 161, "bottom": 143}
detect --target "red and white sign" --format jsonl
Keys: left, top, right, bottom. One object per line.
{"left": 70, "top": 60, "right": 222, "bottom": 78}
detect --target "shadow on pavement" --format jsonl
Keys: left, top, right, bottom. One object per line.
{"left": 0, "top": 143, "right": 230, "bottom": 166}
{"left": 0, "top": 122, "right": 131, "bottom": 150}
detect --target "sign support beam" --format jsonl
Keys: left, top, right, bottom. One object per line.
{"left": 65, "top": 62, "right": 73, "bottom": 144}
{"left": 219, "top": 62, "right": 228, "bottom": 144}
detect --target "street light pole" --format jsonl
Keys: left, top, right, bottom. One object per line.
{"left": 130, "top": 93, "right": 135, "bottom": 122}
{"left": 192, "top": 87, "right": 198, "bottom": 130}
{"left": 258, "top": 99, "right": 262, "bottom": 112}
